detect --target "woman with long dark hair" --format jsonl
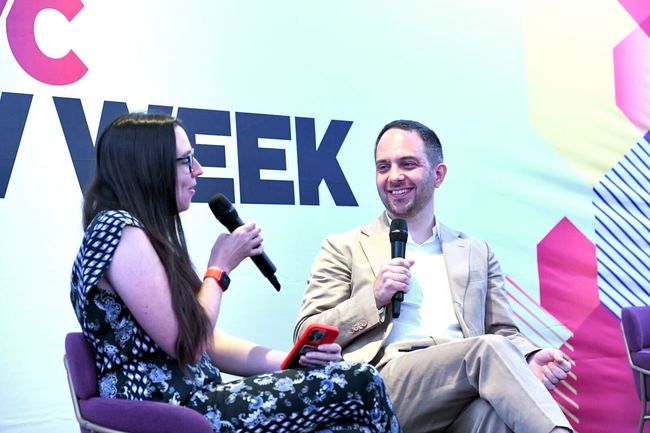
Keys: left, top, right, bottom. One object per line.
{"left": 70, "top": 112, "right": 401, "bottom": 433}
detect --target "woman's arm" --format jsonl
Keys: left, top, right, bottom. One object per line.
{"left": 106, "top": 222, "right": 266, "bottom": 360}
{"left": 208, "top": 328, "right": 344, "bottom": 376}
{"left": 105, "top": 226, "right": 225, "bottom": 358}
{"left": 207, "top": 328, "right": 286, "bottom": 376}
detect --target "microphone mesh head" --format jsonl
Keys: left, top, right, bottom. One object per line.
{"left": 208, "top": 193, "right": 234, "bottom": 217}
{"left": 389, "top": 218, "right": 408, "bottom": 242}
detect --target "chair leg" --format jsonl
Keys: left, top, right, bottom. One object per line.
{"left": 640, "top": 371, "right": 648, "bottom": 433}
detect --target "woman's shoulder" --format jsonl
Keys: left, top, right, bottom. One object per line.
{"left": 83, "top": 210, "right": 145, "bottom": 248}
{"left": 72, "top": 210, "right": 145, "bottom": 298}
{"left": 93, "top": 209, "right": 143, "bottom": 228}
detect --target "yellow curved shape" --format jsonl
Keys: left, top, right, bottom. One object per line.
{"left": 524, "top": 0, "right": 641, "bottom": 185}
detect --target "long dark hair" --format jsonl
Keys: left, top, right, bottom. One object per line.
{"left": 83, "top": 112, "right": 211, "bottom": 368}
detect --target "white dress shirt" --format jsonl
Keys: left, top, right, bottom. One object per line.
{"left": 384, "top": 219, "right": 463, "bottom": 346}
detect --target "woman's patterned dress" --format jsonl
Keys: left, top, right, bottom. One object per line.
{"left": 70, "top": 210, "right": 401, "bottom": 433}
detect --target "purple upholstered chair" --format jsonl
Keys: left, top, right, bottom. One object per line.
{"left": 621, "top": 306, "right": 650, "bottom": 433}
{"left": 64, "top": 332, "right": 213, "bottom": 433}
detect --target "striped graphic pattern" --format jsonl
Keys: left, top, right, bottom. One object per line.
{"left": 593, "top": 131, "right": 650, "bottom": 314}
{"left": 505, "top": 277, "right": 578, "bottom": 426}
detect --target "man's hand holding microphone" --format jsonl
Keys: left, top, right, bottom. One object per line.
{"left": 373, "top": 219, "right": 413, "bottom": 318}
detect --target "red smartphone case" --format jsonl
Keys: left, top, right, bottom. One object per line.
{"left": 281, "top": 324, "right": 340, "bottom": 369}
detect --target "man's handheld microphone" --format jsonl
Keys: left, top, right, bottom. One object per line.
{"left": 389, "top": 218, "right": 408, "bottom": 318}
{"left": 208, "top": 194, "right": 281, "bottom": 291}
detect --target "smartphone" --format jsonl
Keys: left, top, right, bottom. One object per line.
{"left": 281, "top": 323, "right": 340, "bottom": 369}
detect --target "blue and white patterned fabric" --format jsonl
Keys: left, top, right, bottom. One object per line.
{"left": 70, "top": 210, "right": 400, "bottom": 433}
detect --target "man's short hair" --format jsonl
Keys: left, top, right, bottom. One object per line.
{"left": 374, "top": 119, "right": 443, "bottom": 165}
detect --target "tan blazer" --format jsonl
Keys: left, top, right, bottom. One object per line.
{"left": 295, "top": 213, "right": 538, "bottom": 362}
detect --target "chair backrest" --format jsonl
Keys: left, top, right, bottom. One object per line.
{"left": 64, "top": 332, "right": 214, "bottom": 433}
{"left": 65, "top": 332, "right": 98, "bottom": 400}
{"left": 622, "top": 306, "right": 650, "bottom": 353}
{"left": 621, "top": 306, "right": 650, "bottom": 401}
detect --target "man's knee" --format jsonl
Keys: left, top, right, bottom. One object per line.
{"left": 447, "top": 398, "right": 512, "bottom": 433}
{"left": 476, "top": 334, "right": 510, "bottom": 347}
{"left": 472, "top": 334, "right": 520, "bottom": 358}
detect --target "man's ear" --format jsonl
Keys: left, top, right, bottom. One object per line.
{"left": 434, "top": 163, "right": 447, "bottom": 188}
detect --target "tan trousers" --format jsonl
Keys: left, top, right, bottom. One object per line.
{"left": 447, "top": 399, "right": 512, "bottom": 433}
{"left": 375, "top": 335, "right": 570, "bottom": 433}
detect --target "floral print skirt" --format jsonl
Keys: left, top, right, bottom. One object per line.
{"left": 186, "top": 361, "right": 401, "bottom": 433}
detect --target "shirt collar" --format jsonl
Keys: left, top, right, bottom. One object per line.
{"left": 383, "top": 211, "right": 440, "bottom": 244}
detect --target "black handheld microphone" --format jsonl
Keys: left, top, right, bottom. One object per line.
{"left": 389, "top": 218, "right": 408, "bottom": 318}
{"left": 208, "top": 194, "right": 281, "bottom": 291}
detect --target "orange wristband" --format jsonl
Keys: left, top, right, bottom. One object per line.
{"left": 204, "top": 267, "right": 230, "bottom": 291}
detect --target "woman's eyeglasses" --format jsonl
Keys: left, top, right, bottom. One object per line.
{"left": 176, "top": 149, "right": 194, "bottom": 173}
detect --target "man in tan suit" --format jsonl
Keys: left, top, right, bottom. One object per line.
{"left": 295, "top": 120, "right": 573, "bottom": 433}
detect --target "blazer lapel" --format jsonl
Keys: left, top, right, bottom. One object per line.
{"left": 359, "top": 214, "right": 391, "bottom": 278}
{"left": 357, "top": 214, "right": 395, "bottom": 339}
{"left": 439, "top": 223, "right": 478, "bottom": 336}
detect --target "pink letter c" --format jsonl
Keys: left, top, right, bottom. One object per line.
{"left": 6, "top": 0, "right": 88, "bottom": 85}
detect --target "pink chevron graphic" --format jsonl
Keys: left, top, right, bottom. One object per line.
{"left": 618, "top": 0, "right": 650, "bottom": 36}
{"left": 537, "top": 217, "right": 641, "bottom": 432}
{"left": 614, "top": 25, "right": 650, "bottom": 133}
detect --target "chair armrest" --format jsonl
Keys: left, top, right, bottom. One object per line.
{"left": 79, "top": 397, "right": 213, "bottom": 433}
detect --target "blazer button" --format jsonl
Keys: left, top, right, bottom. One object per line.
{"left": 360, "top": 319, "right": 368, "bottom": 328}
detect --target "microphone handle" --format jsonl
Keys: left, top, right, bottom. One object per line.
{"left": 391, "top": 240, "right": 407, "bottom": 318}
{"left": 392, "top": 291, "right": 404, "bottom": 318}
{"left": 251, "top": 253, "right": 277, "bottom": 277}
{"left": 220, "top": 212, "right": 244, "bottom": 232}
{"left": 391, "top": 242, "right": 406, "bottom": 259}
{"left": 218, "top": 210, "right": 281, "bottom": 291}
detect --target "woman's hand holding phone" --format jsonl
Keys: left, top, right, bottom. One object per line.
{"left": 281, "top": 324, "right": 340, "bottom": 369}
{"left": 298, "top": 343, "right": 342, "bottom": 367}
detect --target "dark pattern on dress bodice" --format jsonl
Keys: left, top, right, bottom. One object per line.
{"left": 70, "top": 210, "right": 222, "bottom": 404}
